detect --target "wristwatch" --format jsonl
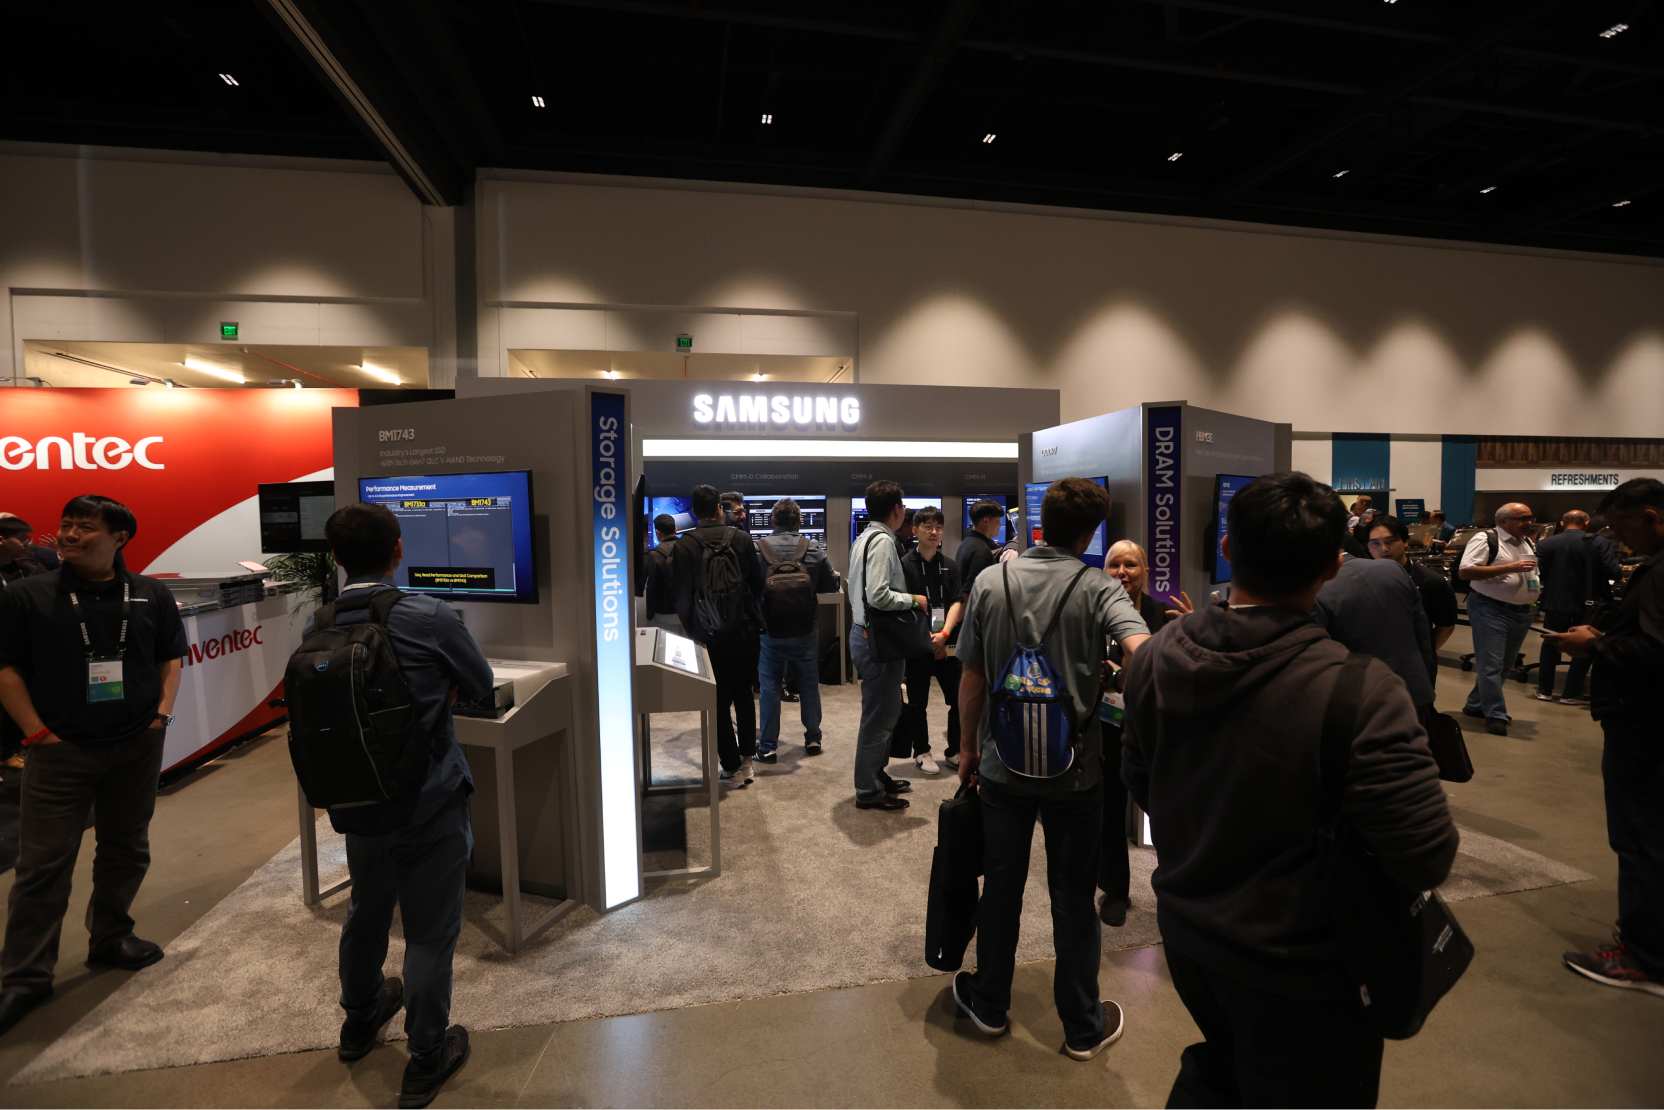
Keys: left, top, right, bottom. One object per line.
{"left": 155, "top": 713, "right": 175, "bottom": 726}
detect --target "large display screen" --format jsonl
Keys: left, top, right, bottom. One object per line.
{"left": 1023, "top": 479, "right": 1108, "bottom": 565}
{"left": 258, "top": 481, "right": 335, "bottom": 554}
{"left": 358, "top": 470, "right": 537, "bottom": 602}
{"left": 963, "top": 494, "right": 1011, "bottom": 545}
{"left": 1212, "top": 473, "right": 1258, "bottom": 584}
{"left": 851, "top": 496, "right": 941, "bottom": 543}
{"left": 742, "top": 495, "right": 827, "bottom": 545}
{"left": 645, "top": 496, "right": 696, "bottom": 548}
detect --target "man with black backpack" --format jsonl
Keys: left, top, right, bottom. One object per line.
{"left": 290, "top": 503, "right": 493, "bottom": 1109}
{"left": 1123, "top": 472, "right": 1457, "bottom": 1107}
{"left": 643, "top": 513, "right": 682, "bottom": 632}
{"left": 952, "top": 478, "right": 1149, "bottom": 1060}
{"left": 754, "top": 499, "right": 837, "bottom": 764}
{"left": 1457, "top": 502, "right": 1541, "bottom": 736}
{"left": 670, "top": 485, "right": 765, "bottom": 787}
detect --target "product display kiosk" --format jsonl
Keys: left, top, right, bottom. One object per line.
{"left": 633, "top": 626, "right": 720, "bottom": 881}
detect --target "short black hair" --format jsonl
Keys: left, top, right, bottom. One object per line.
{"left": 1599, "top": 477, "right": 1664, "bottom": 516}
{"left": 690, "top": 484, "right": 721, "bottom": 519}
{"left": 653, "top": 513, "right": 677, "bottom": 538}
{"left": 1427, "top": 510, "right": 1446, "bottom": 521}
{"left": 1369, "top": 515, "right": 1409, "bottom": 544}
{"left": 771, "top": 498, "right": 801, "bottom": 529}
{"left": 1041, "top": 478, "right": 1111, "bottom": 548}
{"left": 326, "top": 502, "right": 401, "bottom": 575}
{"left": 865, "top": 480, "right": 903, "bottom": 520}
{"left": 0, "top": 517, "right": 32, "bottom": 540}
{"left": 969, "top": 499, "right": 1004, "bottom": 525}
{"left": 914, "top": 506, "right": 945, "bottom": 528}
{"left": 62, "top": 495, "right": 136, "bottom": 546}
{"left": 720, "top": 491, "right": 743, "bottom": 507}
{"left": 901, "top": 507, "right": 916, "bottom": 527}
{"left": 1226, "top": 472, "right": 1347, "bottom": 597}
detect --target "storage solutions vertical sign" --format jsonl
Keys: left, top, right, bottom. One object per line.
{"left": 590, "top": 390, "right": 639, "bottom": 909}
{"left": 1145, "top": 406, "right": 1182, "bottom": 605}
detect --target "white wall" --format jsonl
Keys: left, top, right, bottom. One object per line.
{"left": 1291, "top": 434, "right": 1332, "bottom": 484}
{"left": 478, "top": 173, "right": 1664, "bottom": 437}
{"left": 0, "top": 144, "right": 434, "bottom": 384}
{"left": 1388, "top": 436, "right": 1445, "bottom": 516}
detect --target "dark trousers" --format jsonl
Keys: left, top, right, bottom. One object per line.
{"left": 706, "top": 635, "right": 758, "bottom": 772}
{"left": 900, "top": 654, "right": 961, "bottom": 757}
{"left": 340, "top": 791, "right": 472, "bottom": 1063}
{"left": 1098, "top": 742, "right": 1130, "bottom": 902}
{"left": 963, "top": 777, "right": 1104, "bottom": 1047}
{"left": 1164, "top": 946, "right": 1383, "bottom": 1109}
{"left": 1538, "top": 608, "right": 1593, "bottom": 699}
{"left": 1, "top": 730, "right": 166, "bottom": 994}
{"left": 1603, "top": 718, "right": 1664, "bottom": 975}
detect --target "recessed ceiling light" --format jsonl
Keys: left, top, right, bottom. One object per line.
{"left": 761, "top": 113, "right": 773, "bottom": 124}
{"left": 752, "top": 373, "right": 764, "bottom": 383}
{"left": 1333, "top": 169, "right": 1349, "bottom": 178}
{"left": 1614, "top": 199, "right": 1632, "bottom": 207}
{"left": 184, "top": 357, "right": 245, "bottom": 383}
{"left": 219, "top": 73, "right": 239, "bottom": 86}
{"left": 361, "top": 364, "right": 401, "bottom": 385}
{"left": 531, "top": 95, "right": 545, "bottom": 107}
{"left": 604, "top": 370, "right": 619, "bottom": 380}
{"left": 1480, "top": 186, "right": 1497, "bottom": 194}
{"left": 982, "top": 133, "right": 996, "bottom": 144}
{"left": 1168, "top": 152, "right": 1183, "bottom": 162}
{"left": 1600, "top": 23, "right": 1629, "bottom": 38}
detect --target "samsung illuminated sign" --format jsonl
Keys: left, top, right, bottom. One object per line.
{"left": 692, "top": 393, "right": 859, "bottom": 429}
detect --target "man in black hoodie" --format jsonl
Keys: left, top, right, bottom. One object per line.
{"left": 1123, "top": 472, "right": 1457, "bottom": 1108}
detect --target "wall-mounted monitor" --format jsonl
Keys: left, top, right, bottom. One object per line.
{"left": 742, "top": 495, "right": 827, "bottom": 546}
{"left": 258, "top": 480, "right": 335, "bottom": 554}
{"left": 851, "top": 496, "right": 941, "bottom": 543}
{"left": 963, "top": 494, "right": 1011, "bottom": 545}
{"left": 1211, "top": 473, "right": 1258, "bottom": 584}
{"left": 1023, "top": 479, "right": 1108, "bottom": 565}
{"left": 358, "top": 470, "right": 537, "bottom": 603}
{"left": 645, "top": 496, "right": 696, "bottom": 548}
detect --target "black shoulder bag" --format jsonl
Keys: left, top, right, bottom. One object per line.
{"left": 861, "top": 531, "right": 933, "bottom": 663}
{"left": 1320, "top": 652, "right": 1474, "bottom": 1039}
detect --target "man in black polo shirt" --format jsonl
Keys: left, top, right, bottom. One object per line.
{"left": 957, "top": 499, "right": 1005, "bottom": 594}
{"left": 0, "top": 495, "right": 187, "bottom": 1034}
{"left": 897, "top": 508, "right": 963, "bottom": 775}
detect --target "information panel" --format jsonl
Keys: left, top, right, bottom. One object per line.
{"left": 358, "top": 471, "right": 537, "bottom": 602}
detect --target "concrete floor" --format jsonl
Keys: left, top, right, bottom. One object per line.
{"left": 0, "top": 627, "right": 1660, "bottom": 1108}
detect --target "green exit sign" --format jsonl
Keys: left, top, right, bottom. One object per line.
{"left": 220, "top": 322, "right": 238, "bottom": 339}
{"left": 676, "top": 333, "right": 692, "bottom": 352}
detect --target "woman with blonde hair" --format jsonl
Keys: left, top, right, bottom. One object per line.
{"left": 1095, "top": 539, "right": 1191, "bottom": 926}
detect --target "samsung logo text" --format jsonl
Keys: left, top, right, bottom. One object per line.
{"left": 692, "top": 394, "right": 859, "bottom": 428}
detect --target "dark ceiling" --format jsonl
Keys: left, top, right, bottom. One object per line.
{"left": 6, "top": 0, "right": 1662, "bottom": 257}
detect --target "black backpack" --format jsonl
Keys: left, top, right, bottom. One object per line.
{"left": 1449, "top": 529, "right": 1498, "bottom": 595}
{"left": 760, "top": 537, "right": 817, "bottom": 638}
{"left": 643, "top": 543, "right": 677, "bottom": 618}
{"left": 284, "top": 589, "right": 430, "bottom": 810}
{"left": 693, "top": 527, "right": 749, "bottom": 636}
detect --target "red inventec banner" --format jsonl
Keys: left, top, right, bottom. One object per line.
{"left": 1, "top": 388, "right": 357, "bottom": 570}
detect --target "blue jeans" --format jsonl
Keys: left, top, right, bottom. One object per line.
{"left": 960, "top": 778, "right": 1106, "bottom": 1049}
{"left": 1603, "top": 718, "right": 1664, "bottom": 975}
{"left": 340, "top": 790, "right": 472, "bottom": 1063}
{"left": 1463, "top": 592, "right": 1535, "bottom": 722}
{"left": 758, "top": 631, "right": 822, "bottom": 754}
{"left": 848, "top": 625, "right": 905, "bottom": 803}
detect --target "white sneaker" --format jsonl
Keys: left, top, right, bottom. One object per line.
{"left": 740, "top": 758, "right": 755, "bottom": 785}
{"left": 915, "top": 754, "right": 941, "bottom": 775}
{"left": 718, "top": 767, "right": 747, "bottom": 788}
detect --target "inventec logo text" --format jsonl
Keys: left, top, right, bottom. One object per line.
{"left": 0, "top": 433, "right": 165, "bottom": 470}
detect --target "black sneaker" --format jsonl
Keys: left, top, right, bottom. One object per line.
{"left": 952, "top": 971, "right": 1008, "bottom": 1036}
{"left": 756, "top": 751, "right": 778, "bottom": 764}
{"left": 1486, "top": 718, "right": 1508, "bottom": 736}
{"left": 804, "top": 741, "right": 823, "bottom": 756}
{"left": 782, "top": 691, "right": 800, "bottom": 702}
{"left": 399, "top": 1024, "right": 471, "bottom": 1109}
{"left": 1098, "top": 895, "right": 1129, "bottom": 928}
{"left": 1063, "top": 1000, "right": 1125, "bottom": 1060}
{"left": 339, "top": 977, "right": 404, "bottom": 1062}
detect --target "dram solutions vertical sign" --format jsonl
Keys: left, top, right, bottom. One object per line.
{"left": 1145, "top": 406, "right": 1182, "bottom": 605}
{"left": 590, "top": 390, "right": 639, "bottom": 908}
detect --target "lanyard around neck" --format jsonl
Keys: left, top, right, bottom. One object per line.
{"left": 68, "top": 575, "right": 131, "bottom": 660}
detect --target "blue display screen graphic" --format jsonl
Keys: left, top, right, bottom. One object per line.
{"left": 359, "top": 471, "right": 537, "bottom": 602}
{"left": 963, "top": 494, "right": 1009, "bottom": 545}
{"left": 851, "top": 496, "right": 939, "bottom": 543}
{"left": 590, "top": 391, "right": 639, "bottom": 909}
{"left": 645, "top": 496, "right": 695, "bottom": 548}
{"left": 1212, "top": 474, "right": 1257, "bottom": 584}
{"left": 1020, "top": 481, "right": 1107, "bottom": 564}
{"left": 1024, "top": 483, "right": 1047, "bottom": 548}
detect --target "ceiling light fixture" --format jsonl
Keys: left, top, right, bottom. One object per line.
{"left": 982, "top": 133, "right": 996, "bottom": 143}
{"left": 1333, "top": 169, "right": 1349, "bottom": 178}
{"left": 1480, "top": 186, "right": 1497, "bottom": 194}
{"left": 761, "top": 113, "right": 773, "bottom": 124}
{"left": 604, "top": 370, "right": 619, "bottom": 380}
{"left": 129, "top": 378, "right": 149, "bottom": 386}
{"left": 164, "top": 379, "right": 178, "bottom": 388}
{"left": 1600, "top": 23, "right": 1629, "bottom": 38}
{"left": 1614, "top": 199, "right": 1632, "bottom": 207}
{"left": 184, "top": 357, "right": 245, "bottom": 383}
{"left": 361, "top": 364, "right": 401, "bottom": 385}
{"left": 752, "top": 373, "right": 764, "bottom": 383}
{"left": 531, "top": 95, "right": 545, "bottom": 107}
{"left": 219, "top": 73, "right": 239, "bottom": 86}
{"left": 1168, "top": 152, "right": 1183, "bottom": 162}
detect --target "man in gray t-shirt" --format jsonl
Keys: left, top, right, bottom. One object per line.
{"left": 951, "top": 478, "right": 1149, "bottom": 1060}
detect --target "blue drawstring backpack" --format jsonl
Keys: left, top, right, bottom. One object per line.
{"left": 990, "top": 561, "right": 1092, "bottom": 778}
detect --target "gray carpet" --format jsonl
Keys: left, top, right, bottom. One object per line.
{"left": 13, "top": 685, "right": 1592, "bottom": 1085}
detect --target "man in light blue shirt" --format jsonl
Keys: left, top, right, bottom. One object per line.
{"left": 307, "top": 503, "right": 494, "bottom": 1109}
{"left": 846, "top": 480, "right": 928, "bottom": 810}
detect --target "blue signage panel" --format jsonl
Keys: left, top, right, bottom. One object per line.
{"left": 1145, "top": 406, "right": 1182, "bottom": 605}
{"left": 1212, "top": 474, "right": 1257, "bottom": 584}
{"left": 1395, "top": 498, "right": 1425, "bottom": 524}
{"left": 1024, "top": 482, "right": 1048, "bottom": 548}
{"left": 590, "top": 390, "right": 639, "bottom": 909}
